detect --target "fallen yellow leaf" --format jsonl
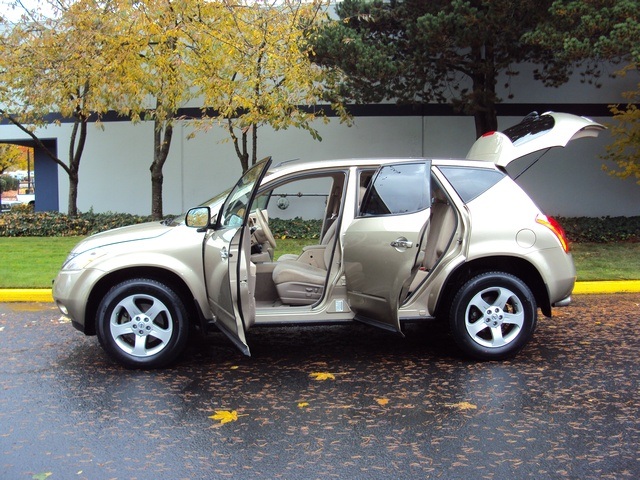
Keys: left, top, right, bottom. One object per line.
{"left": 375, "top": 398, "right": 389, "bottom": 406}
{"left": 209, "top": 410, "right": 239, "bottom": 424}
{"left": 298, "top": 402, "right": 310, "bottom": 408}
{"left": 230, "top": 366, "right": 239, "bottom": 370}
{"left": 310, "top": 372, "right": 335, "bottom": 381}
{"left": 32, "top": 473, "right": 53, "bottom": 480}
{"left": 446, "top": 401, "right": 477, "bottom": 411}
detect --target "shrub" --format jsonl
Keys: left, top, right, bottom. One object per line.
{"left": 0, "top": 175, "right": 20, "bottom": 192}
{"left": 557, "top": 216, "right": 640, "bottom": 243}
{"left": 0, "top": 210, "right": 637, "bottom": 243}
{"left": 9, "top": 203, "right": 34, "bottom": 214}
{"left": 269, "top": 217, "right": 323, "bottom": 239}
{"left": 0, "top": 210, "right": 155, "bottom": 237}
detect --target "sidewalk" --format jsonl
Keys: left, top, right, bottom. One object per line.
{"left": 1, "top": 281, "right": 639, "bottom": 303}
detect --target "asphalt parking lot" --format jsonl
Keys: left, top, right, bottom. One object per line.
{"left": 1, "top": 294, "right": 639, "bottom": 479}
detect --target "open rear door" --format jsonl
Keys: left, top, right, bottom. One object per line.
{"left": 203, "top": 157, "right": 271, "bottom": 355}
{"left": 466, "top": 111, "right": 605, "bottom": 167}
{"left": 343, "top": 162, "right": 431, "bottom": 333}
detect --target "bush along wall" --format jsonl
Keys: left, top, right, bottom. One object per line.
{"left": 0, "top": 209, "right": 638, "bottom": 242}
{"left": 0, "top": 209, "right": 155, "bottom": 237}
{"left": 557, "top": 216, "right": 640, "bottom": 243}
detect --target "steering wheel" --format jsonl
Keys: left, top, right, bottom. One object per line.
{"left": 255, "top": 208, "right": 277, "bottom": 249}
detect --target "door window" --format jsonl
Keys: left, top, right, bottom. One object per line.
{"left": 360, "top": 162, "right": 431, "bottom": 216}
{"left": 219, "top": 159, "right": 269, "bottom": 228}
{"left": 438, "top": 166, "right": 504, "bottom": 204}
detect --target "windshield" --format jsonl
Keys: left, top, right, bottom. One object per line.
{"left": 218, "top": 158, "right": 270, "bottom": 228}
{"left": 199, "top": 188, "right": 232, "bottom": 210}
{"left": 166, "top": 188, "right": 232, "bottom": 226}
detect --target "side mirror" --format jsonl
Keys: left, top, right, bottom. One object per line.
{"left": 185, "top": 206, "right": 211, "bottom": 229}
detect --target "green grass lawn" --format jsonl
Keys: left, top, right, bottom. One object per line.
{"left": 0, "top": 237, "right": 83, "bottom": 288}
{"left": 570, "top": 242, "right": 640, "bottom": 281}
{"left": 0, "top": 237, "right": 637, "bottom": 288}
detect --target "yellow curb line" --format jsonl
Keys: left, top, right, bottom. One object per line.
{"left": 572, "top": 280, "right": 640, "bottom": 295}
{"left": 0, "top": 289, "right": 53, "bottom": 303}
{"left": 0, "top": 282, "right": 639, "bottom": 303}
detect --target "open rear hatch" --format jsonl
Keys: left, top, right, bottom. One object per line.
{"left": 466, "top": 111, "right": 606, "bottom": 168}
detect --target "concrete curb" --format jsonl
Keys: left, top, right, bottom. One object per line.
{"left": 1, "top": 281, "right": 639, "bottom": 303}
{"left": 571, "top": 280, "right": 640, "bottom": 295}
{"left": 0, "top": 289, "right": 54, "bottom": 303}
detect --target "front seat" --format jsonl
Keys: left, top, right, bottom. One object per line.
{"left": 276, "top": 219, "right": 338, "bottom": 267}
{"left": 272, "top": 236, "right": 335, "bottom": 305}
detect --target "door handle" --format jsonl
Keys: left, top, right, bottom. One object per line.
{"left": 390, "top": 238, "right": 413, "bottom": 249}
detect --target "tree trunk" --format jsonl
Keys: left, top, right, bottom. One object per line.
{"left": 67, "top": 113, "right": 88, "bottom": 217}
{"left": 151, "top": 118, "right": 173, "bottom": 220}
{"left": 473, "top": 106, "right": 498, "bottom": 139}
{"left": 228, "top": 118, "right": 249, "bottom": 173}
{"left": 68, "top": 170, "right": 79, "bottom": 217}
{"left": 471, "top": 42, "right": 499, "bottom": 138}
{"left": 251, "top": 123, "right": 258, "bottom": 167}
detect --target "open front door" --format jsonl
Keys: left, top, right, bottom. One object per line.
{"left": 343, "top": 162, "right": 431, "bottom": 333}
{"left": 203, "top": 157, "right": 271, "bottom": 355}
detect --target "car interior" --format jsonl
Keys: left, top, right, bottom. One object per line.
{"left": 248, "top": 167, "right": 457, "bottom": 310}
{"left": 406, "top": 177, "right": 458, "bottom": 296}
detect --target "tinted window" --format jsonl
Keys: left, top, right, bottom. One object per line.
{"left": 360, "top": 163, "right": 430, "bottom": 216}
{"left": 503, "top": 112, "right": 554, "bottom": 145}
{"left": 438, "top": 166, "right": 505, "bottom": 203}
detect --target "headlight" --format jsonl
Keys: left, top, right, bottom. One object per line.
{"left": 62, "top": 249, "right": 108, "bottom": 271}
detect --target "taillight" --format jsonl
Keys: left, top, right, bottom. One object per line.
{"left": 536, "top": 214, "right": 570, "bottom": 253}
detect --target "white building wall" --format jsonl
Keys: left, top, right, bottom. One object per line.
{"left": 1, "top": 67, "right": 638, "bottom": 217}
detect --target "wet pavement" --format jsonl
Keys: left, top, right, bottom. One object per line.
{"left": 1, "top": 295, "right": 639, "bottom": 479}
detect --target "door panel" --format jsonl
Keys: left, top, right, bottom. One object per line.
{"left": 344, "top": 211, "right": 430, "bottom": 332}
{"left": 203, "top": 157, "right": 271, "bottom": 356}
{"left": 204, "top": 226, "right": 251, "bottom": 355}
{"left": 344, "top": 162, "right": 431, "bottom": 333}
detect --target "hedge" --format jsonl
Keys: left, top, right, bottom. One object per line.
{"left": 269, "top": 217, "right": 323, "bottom": 239}
{"left": 557, "top": 216, "right": 640, "bottom": 243}
{"left": 0, "top": 207, "right": 155, "bottom": 237}
{"left": 0, "top": 208, "right": 638, "bottom": 243}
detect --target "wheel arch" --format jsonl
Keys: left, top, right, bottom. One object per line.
{"left": 84, "top": 267, "right": 205, "bottom": 336}
{"left": 435, "top": 256, "right": 551, "bottom": 319}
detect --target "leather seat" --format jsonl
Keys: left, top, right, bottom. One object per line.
{"left": 272, "top": 234, "right": 335, "bottom": 305}
{"left": 277, "top": 220, "right": 337, "bottom": 264}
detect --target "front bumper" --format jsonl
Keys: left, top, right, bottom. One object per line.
{"left": 53, "top": 268, "right": 104, "bottom": 334}
{"left": 552, "top": 295, "right": 572, "bottom": 307}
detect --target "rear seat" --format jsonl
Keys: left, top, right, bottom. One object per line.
{"left": 409, "top": 194, "right": 457, "bottom": 292}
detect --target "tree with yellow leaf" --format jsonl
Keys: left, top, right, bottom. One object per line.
{"left": 603, "top": 65, "right": 640, "bottom": 184}
{"left": 0, "top": 0, "right": 203, "bottom": 218}
{"left": 112, "top": 0, "right": 207, "bottom": 219}
{"left": 187, "top": 0, "right": 348, "bottom": 173}
{"left": 0, "top": 0, "right": 129, "bottom": 216}
{"left": 0, "top": 144, "right": 27, "bottom": 197}
{"left": 0, "top": 144, "right": 27, "bottom": 175}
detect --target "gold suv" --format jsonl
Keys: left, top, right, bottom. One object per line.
{"left": 53, "top": 112, "right": 604, "bottom": 368}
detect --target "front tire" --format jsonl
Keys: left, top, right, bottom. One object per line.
{"left": 96, "top": 278, "right": 189, "bottom": 369}
{"left": 449, "top": 272, "right": 537, "bottom": 360}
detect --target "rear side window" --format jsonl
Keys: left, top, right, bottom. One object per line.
{"left": 360, "top": 162, "right": 430, "bottom": 216}
{"left": 438, "top": 166, "right": 505, "bottom": 204}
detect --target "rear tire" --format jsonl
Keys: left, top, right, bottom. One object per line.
{"left": 449, "top": 272, "right": 537, "bottom": 360}
{"left": 96, "top": 278, "right": 189, "bottom": 369}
